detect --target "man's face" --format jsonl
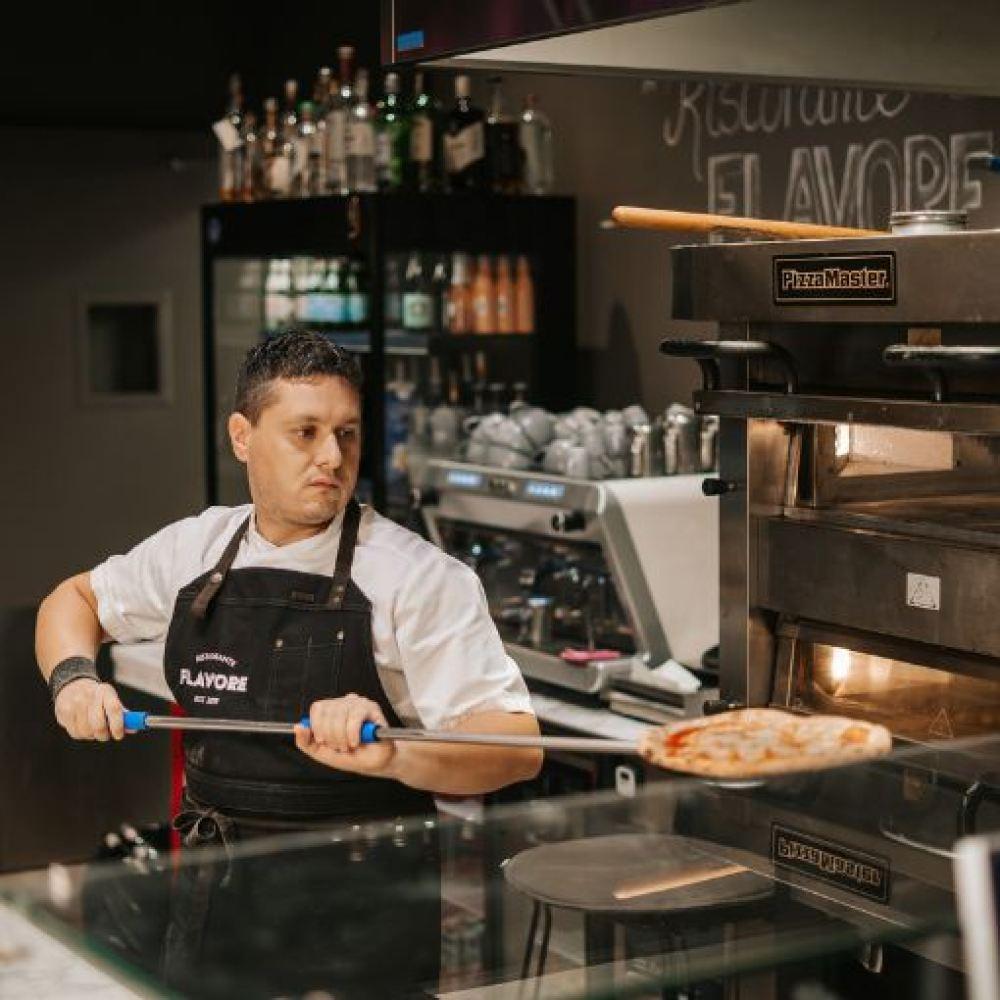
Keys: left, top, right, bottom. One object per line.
{"left": 228, "top": 376, "right": 362, "bottom": 529}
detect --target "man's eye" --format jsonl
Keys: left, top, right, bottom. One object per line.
{"left": 296, "top": 427, "right": 316, "bottom": 440}
{"left": 338, "top": 427, "right": 358, "bottom": 442}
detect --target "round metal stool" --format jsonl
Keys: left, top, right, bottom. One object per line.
{"left": 503, "top": 833, "right": 775, "bottom": 997}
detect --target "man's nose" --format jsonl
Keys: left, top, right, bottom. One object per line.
{"left": 316, "top": 432, "right": 342, "bottom": 470}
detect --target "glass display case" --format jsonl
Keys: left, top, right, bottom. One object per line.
{"left": 202, "top": 193, "right": 576, "bottom": 518}
{"left": 4, "top": 736, "right": 998, "bottom": 998}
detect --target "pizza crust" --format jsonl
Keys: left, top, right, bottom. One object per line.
{"left": 637, "top": 708, "right": 891, "bottom": 779}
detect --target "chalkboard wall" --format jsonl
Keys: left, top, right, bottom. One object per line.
{"left": 467, "top": 72, "right": 1000, "bottom": 412}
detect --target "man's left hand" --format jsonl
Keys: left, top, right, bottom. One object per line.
{"left": 294, "top": 694, "right": 396, "bottom": 776}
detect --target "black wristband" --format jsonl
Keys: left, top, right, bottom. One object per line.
{"left": 49, "top": 656, "right": 99, "bottom": 704}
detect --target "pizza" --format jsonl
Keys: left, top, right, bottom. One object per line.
{"left": 637, "top": 708, "right": 891, "bottom": 779}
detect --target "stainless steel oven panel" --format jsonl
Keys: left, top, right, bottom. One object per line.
{"left": 719, "top": 417, "right": 789, "bottom": 707}
{"left": 697, "top": 391, "right": 1000, "bottom": 436}
{"left": 759, "top": 518, "right": 1000, "bottom": 659}
{"left": 672, "top": 231, "right": 1000, "bottom": 326}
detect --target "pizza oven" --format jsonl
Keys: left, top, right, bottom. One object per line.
{"left": 661, "top": 219, "right": 1000, "bottom": 748}
{"left": 657, "top": 220, "right": 1000, "bottom": 973}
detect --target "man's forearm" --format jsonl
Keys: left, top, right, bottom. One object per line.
{"left": 36, "top": 573, "right": 107, "bottom": 679}
{"left": 385, "top": 711, "right": 543, "bottom": 795}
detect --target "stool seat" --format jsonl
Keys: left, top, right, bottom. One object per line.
{"left": 503, "top": 833, "right": 774, "bottom": 915}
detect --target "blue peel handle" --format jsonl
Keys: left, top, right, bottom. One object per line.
{"left": 298, "top": 716, "right": 311, "bottom": 730}
{"left": 360, "top": 721, "right": 381, "bottom": 745}
{"left": 123, "top": 710, "right": 149, "bottom": 733}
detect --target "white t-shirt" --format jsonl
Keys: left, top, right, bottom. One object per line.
{"left": 91, "top": 504, "right": 533, "bottom": 730}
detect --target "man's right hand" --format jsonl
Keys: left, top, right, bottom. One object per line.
{"left": 54, "top": 679, "right": 125, "bottom": 741}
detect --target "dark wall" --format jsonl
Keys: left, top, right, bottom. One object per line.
{"left": 0, "top": 2, "right": 380, "bottom": 130}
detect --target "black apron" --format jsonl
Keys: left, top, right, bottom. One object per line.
{"left": 158, "top": 498, "right": 441, "bottom": 998}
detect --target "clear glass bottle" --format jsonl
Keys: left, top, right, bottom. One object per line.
{"left": 409, "top": 70, "right": 438, "bottom": 193}
{"left": 323, "top": 258, "right": 348, "bottom": 329}
{"left": 216, "top": 73, "right": 244, "bottom": 202}
{"left": 471, "top": 255, "right": 497, "bottom": 334}
{"left": 375, "top": 72, "right": 410, "bottom": 191}
{"left": 430, "top": 257, "right": 450, "bottom": 333}
{"left": 240, "top": 110, "right": 262, "bottom": 202}
{"left": 262, "top": 97, "right": 293, "bottom": 198}
{"left": 443, "top": 74, "right": 485, "bottom": 192}
{"left": 447, "top": 253, "right": 472, "bottom": 334}
{"left": 264, "top": 259, "right": 293, "bottom": 330}
{"left": 346, "top": 68, "right": 376, "bottom": 193}
{"left": 296, "top": 101, "right": 321, "bottom": 198}
{"left": 494, "top": 255, "right": 514, "bottom": 334}
{"left": 384, "top": 254, "right": 403, "bottom": 328}
{"left": 520, "top": 93, "right": 555, "bottom": 195}
{"left": 346, "top": 258, "right": 368, "bottom": 326}
{"left": 281, "top": 79, "right": 301, "bottom": 190}
{"left": 402, "top": 253, "right": 434, "bottom": 332}
{"left": 485, "top": 76, "right": 523, "bottom": 195}
{"left": 514, "top": 255, "right": 535, "bottom": 334}
{"left": 312, "top": 66, "right": 332, "bottom": 193}
{"left": 327, "top": 46, "right": 355, "bottom": 194}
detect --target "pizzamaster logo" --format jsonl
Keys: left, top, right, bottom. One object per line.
{"left": 775, "top": 833, "right": 884, "bottom": 889}
{"left": 780, "top": 266, "right": 890, "bottom": 292}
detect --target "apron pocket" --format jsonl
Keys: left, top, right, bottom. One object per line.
{"left": 261, "top": 633, "right": 345, "bottom": 721}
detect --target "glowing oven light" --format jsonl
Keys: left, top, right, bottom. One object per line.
{"left": 834, "top": 424, "right": 851, "bottom": 459}
{"left": 830, "top": 646, "right": 852, "bottom": 683}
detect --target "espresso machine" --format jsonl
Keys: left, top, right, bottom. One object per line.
{"left": 419, "top": 459, "right": 719, "bottom": 714}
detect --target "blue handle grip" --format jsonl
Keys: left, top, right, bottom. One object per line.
{"left": 299, "top": 716, "right": 311, "bottom": 729}
{"left": 123, "top": 710, "right": 149, "bottom": 732}
{"left": 360, "top": 721, "right": 381, "bottom": 745}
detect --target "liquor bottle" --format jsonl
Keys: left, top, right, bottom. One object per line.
{"left": 375, "top": 72, "right": 409, "bottom": 191}
{"left": 346, "top": 68, "right": 376, "bottom": 193}
{"left": 296, "top": 102, "right": 321, "bottom": 198}
{"left": 409, "top": 70, "right": 438, "bottom": 192}
{"left": 327, "top": 46, "right": 354, "bottom": 194}
{"left": 494, "top": 255, "right": 514, "bottom": 333}
{"left": 291, "top": 257, "right": 311, "bottom": 321}
{"left": 520, "top": 93, "right": 555, "bottom": 195}
{"left": 299, "top": 257, "right": 324, "bottom": 322}
{"left": 323, "top": 258, "right": 348, "bottom": 329}
{"left": 447, "top": 253, "right": 472, "bottom": 334}
{"left": 471, "top": 255, "right": 497, "bottom": 334}
{"left": 485, "top": 76, "right": 523, "bottom": 195}
{"left": 281, "top": 80, "right": 302, "bottom": 189}
{"left": 384, "top": 254, "right": 403, "bottom": 328}
{"left": 345, "top": 258, "right": 368, "bottom": 326}
{"left": 215, "top": 73, "right": 244, "bottom": 202}
{"left": 443, "top": 75, "right": 486, "bottom": 192}
{"left": 240, "top": 110, "right": 262, "bottom": 202}
{"left": 402, "top": 252, "right": 434, "bottom": 332}
{"left": 430, "top": 257, "right": 450, "bottom": 333}
{"left": 385, "top": 358, "right": 416, "bottom": 507}
{"left": 264, "top": 259, "right": 293, "bottom": 330}
{"left": 514, "top": 255, "right": 535, "bottom": 334}
{"left": 312, "top": 66, "right": 332, "bottom": 193}
{"left": 262, "top": 97, "right": 293, "bottom": 198}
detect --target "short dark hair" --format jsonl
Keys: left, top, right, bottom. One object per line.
{"left": 234, "top": 330, "right": 364, "bottom": 423}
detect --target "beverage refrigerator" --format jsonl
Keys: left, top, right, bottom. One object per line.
{"left": 200, "top": 191, "right": 576, "bottom": 517}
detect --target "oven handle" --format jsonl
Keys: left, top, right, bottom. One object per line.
{"left": 883, "top": 344, "right": 1000, "bottom": 403}
{"left": 659, "top": 339, "right": 799, "bottom": 394}
{"left": 958, "top": 776, "right": 1000, "bottom": 837}
{"left": 877, "top": 822, "right": 957, "bottom": 860}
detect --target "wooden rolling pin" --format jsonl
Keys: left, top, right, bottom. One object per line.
{"left": 612, "top": 205, "right": 883, "bottom": 240}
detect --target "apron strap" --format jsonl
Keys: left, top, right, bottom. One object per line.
{"left": 328, "top": 497, "right": 362, "bottom": 609}
{"left": 190, "top": 516, "right": 251, "bottom": 620}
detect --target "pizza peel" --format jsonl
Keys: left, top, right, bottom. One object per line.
{"left": 122, "top": 709, "right": 892, "bottom": 782}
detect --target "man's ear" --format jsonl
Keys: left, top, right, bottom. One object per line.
{"left": 228, "top": 412, "right": 252, "bottom": 464}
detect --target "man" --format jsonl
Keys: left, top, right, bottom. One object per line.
{"left": 36, "top": 329, "right": 541, "bottom": 995}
